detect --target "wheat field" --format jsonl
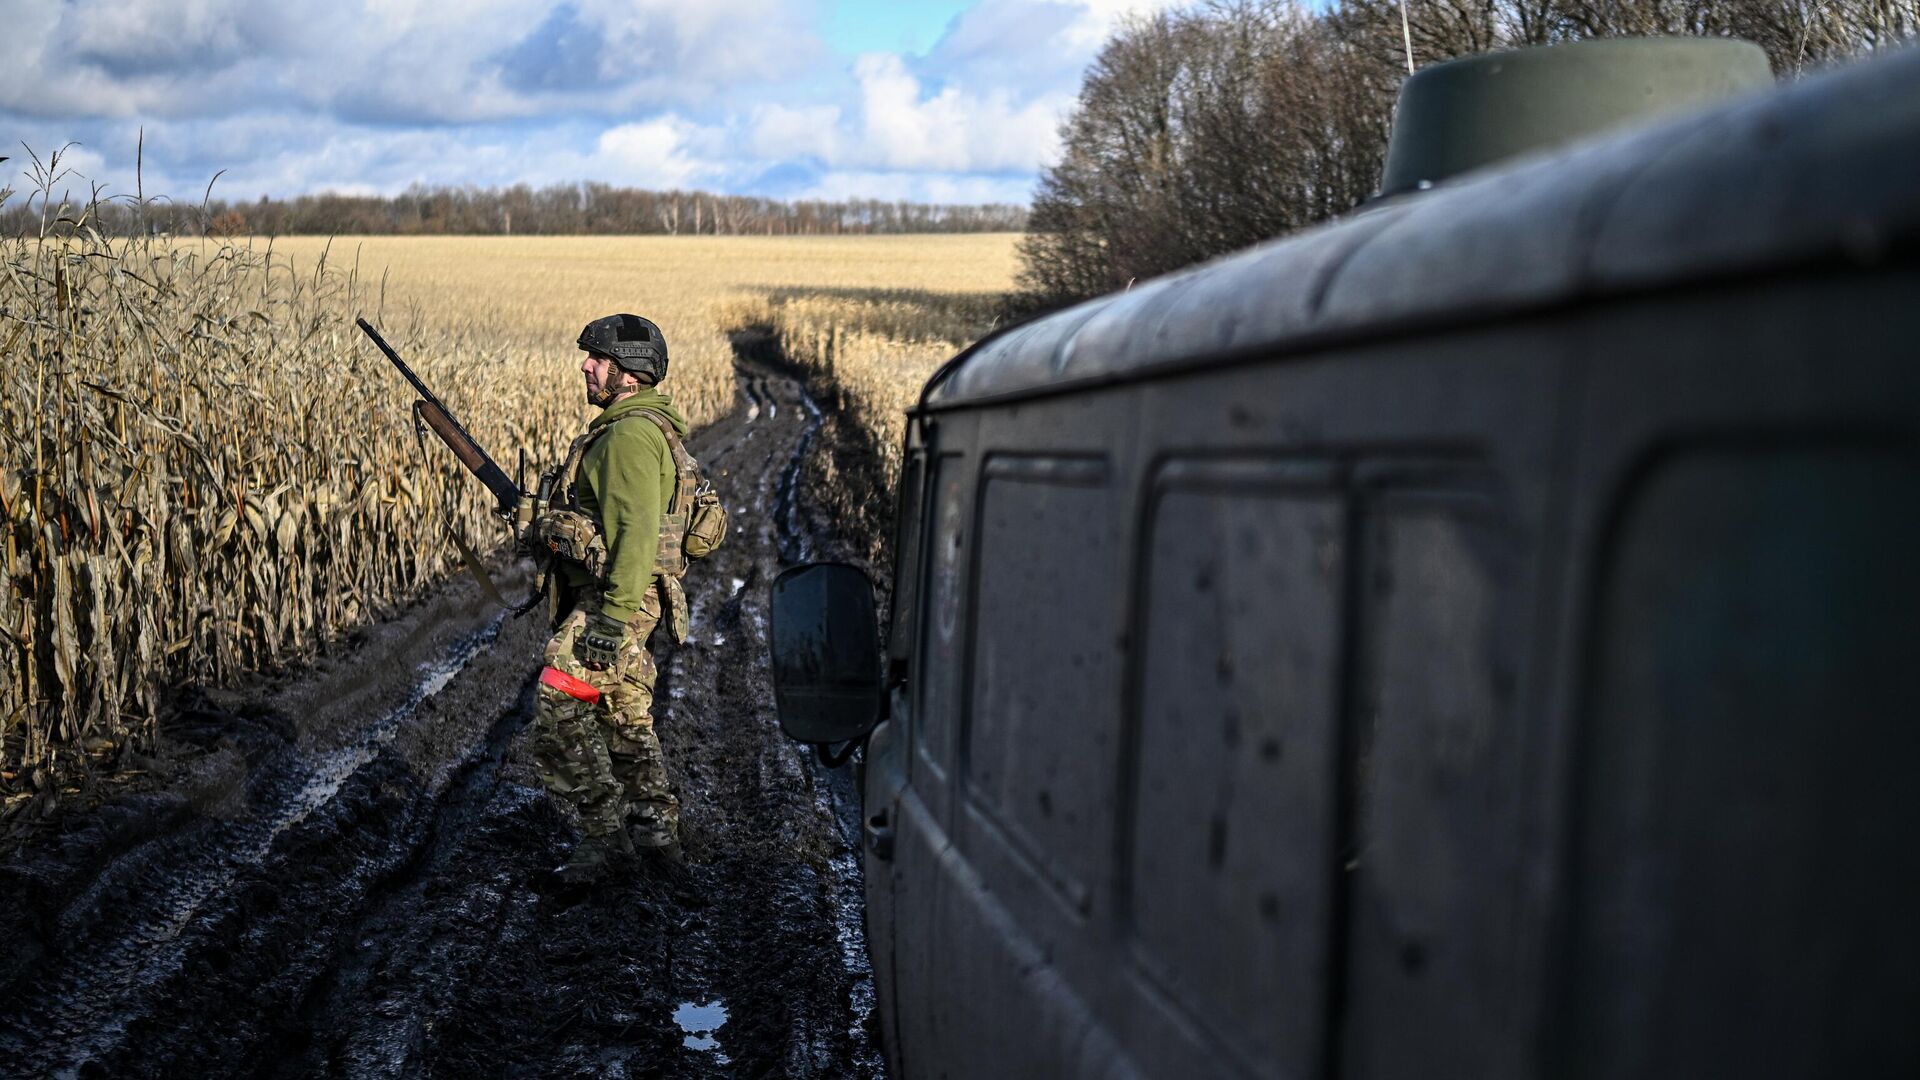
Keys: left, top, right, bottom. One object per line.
{"left": 2, "top": 226, "right": 1017, "bottom": 806}
{"left": 275, "top": 234, "right": 1018, "bottom": 433}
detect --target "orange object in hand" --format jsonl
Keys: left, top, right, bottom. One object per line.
{"left": 540, "top": 665, "right": 601, "bottom": 705}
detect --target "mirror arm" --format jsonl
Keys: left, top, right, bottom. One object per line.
{"left": 817, "top": 739, "right": 862, "bottom": 768}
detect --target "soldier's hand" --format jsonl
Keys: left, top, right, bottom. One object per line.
{"left": 579, "top": 611, "right": 626, "bottom": 670}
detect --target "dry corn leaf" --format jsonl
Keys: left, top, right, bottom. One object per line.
{"left": 273, "top": 508, "right": 298, "bottom": 554}
{"left": 47, "top": 539, "right": 78, "bottom": 694}
{"left": 212, "top": 506, "right": 238, "bottom": 547}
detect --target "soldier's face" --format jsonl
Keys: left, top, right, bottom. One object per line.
{"left": 580, "top": 351, "right": 617, "bottom": 403}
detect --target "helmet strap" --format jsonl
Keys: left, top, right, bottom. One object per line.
{"left": 589, "top": 364, "right": 637, "bottom": 408}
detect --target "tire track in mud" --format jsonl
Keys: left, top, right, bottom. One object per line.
{"left": 772, "top": 389, "right": 825, "bottom": 567}
{"left": 0, "top": 358, "right": 883, "bottom": 1079}
{"left": 0, "top": 617, "right": 511, "bottom": 1077}
{"left": 653, "top": 357, "right": 882, "bottom": 1077}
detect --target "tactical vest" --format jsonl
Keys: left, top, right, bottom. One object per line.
{"left": 539, "top": 409, "right": 724, "bottom": 582}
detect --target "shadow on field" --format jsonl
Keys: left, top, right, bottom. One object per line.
{"left": 744, "top": 284, "right": 1010, "bottom": 342}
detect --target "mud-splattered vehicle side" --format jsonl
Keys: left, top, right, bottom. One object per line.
{"left": 773, "top": 41, "right": 1920, "bottom": 1080}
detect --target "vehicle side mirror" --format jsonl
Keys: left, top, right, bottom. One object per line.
{"left": 769, "top": 563, "right": 883, "bottom": 745}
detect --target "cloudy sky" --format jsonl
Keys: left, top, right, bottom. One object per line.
{"left": 3, "top": 0, "right": 1181, "bottom": 207}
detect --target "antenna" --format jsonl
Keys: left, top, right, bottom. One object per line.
{"left": 1400, "top": 0, "right": 1416, "bottom": 75}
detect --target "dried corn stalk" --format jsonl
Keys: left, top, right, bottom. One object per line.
{"left": 0, "top": 154, "right": 577, "bottom": 785}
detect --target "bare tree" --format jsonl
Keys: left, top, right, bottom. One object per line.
{"left": 3, "top": 182, "right": 1028, "bottom": 238}
{"left": 1020, "top": 2, "right": 1390, "bottom": 302}
{"left": 1020, "top": 0, "right": 1916, "bottom": 308}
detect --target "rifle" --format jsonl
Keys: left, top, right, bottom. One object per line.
{"left": 359, "top": 320, "right": 555, "bottom": 614}
{"left": 357, "top": 318, "right": 530, "bottom": 524}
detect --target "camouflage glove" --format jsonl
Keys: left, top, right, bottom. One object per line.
{"left": 578, "top": 611, "right": 626, "bottom": 670}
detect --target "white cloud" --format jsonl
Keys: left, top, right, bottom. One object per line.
{"left": 748, "top": 104, "right": 845, "bottom": 162}
{"left": 5, "top": 109, "right": 1047, "bottom": 211}
{"left": 1069, "top": 0, "right": 1188, "bottom": 48}
{"left": 917, "top": 0, "right": 1187, "bottom": 99}
{"left": 0, "top": 0, "right": 822, "bottom": 124}
{"left": 850, "top": 53, "right": 1063, "bottom": 172}
{"left": 593, "top": 117, "right": 722, "bottom": 189}
{"left": 1, "top": 1, "right": 1200, "bottom": 206}
{"left": 738, "top": 48, "right": 1070, "bottom": 182}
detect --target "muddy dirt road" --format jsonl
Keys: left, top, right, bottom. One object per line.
{"left": 0, "top": 358, "right": 884, "bottom": 1078}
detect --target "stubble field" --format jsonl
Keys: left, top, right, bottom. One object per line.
{"left": 2, "top": 230, "right": 1018, "bottom": 807}
{"left": 273, "top": 233, "right": 1020, "bottom": 433}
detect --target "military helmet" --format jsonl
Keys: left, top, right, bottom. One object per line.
{"left": 578, "top": 313, "right": 668, "bottom": 383}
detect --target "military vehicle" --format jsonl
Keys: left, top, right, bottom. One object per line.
{"left": 770, "top": 36, "right": 1920, "bottom": 1079}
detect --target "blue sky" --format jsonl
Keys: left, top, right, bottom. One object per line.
{"left": 827, "top": 1, "right": 973, "bottom": 55}
{"left": 1, "top": 0, "right": 1183, "bottom": 208}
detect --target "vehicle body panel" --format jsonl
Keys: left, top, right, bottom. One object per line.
{"left": 854, "top": 46, "right": 1920, "bottom": 1080}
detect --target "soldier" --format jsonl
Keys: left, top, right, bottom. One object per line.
{"left": 532, "top": 313, "right": 705, "bottom": 881}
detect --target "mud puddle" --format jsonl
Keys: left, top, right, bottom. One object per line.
{"left": 0, "top": 358, "right": 885, "bottom": 1078}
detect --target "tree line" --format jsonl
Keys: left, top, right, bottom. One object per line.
{"left": 1, "top": 181, "right": 1028, "bottom": 238}
{"left": 1018, "top": 0, "right": 1918, "bottom": 305}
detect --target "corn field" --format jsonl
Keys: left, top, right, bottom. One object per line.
{"left": 1, "top": 168, "right": 1017, "bottom": 802}
{"left": 0, "top": 171, "right": 582, "bottom": 797}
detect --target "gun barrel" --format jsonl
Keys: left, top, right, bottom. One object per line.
{"left": 359, "top": 318, "right": 521, "bottom": 515}
{"left": 357, "top": 318, "right": 438, "bottom": 402}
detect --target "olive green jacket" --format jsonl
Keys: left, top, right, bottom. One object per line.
{"left": 565, "top": 389, "right": 688, "bottom": 624}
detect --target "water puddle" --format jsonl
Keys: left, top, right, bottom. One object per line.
{"left": 674, "top": 999, "right": 728, "bottom": 1055}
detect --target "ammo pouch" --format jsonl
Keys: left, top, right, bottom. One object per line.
{"left": 533, "top": 507, "right": 607, "bottom": 579}
{"left": 660, "top": 575, "right": 690, "bottom": 645}
{"left": 628, "top": 411, "right": 727, "bottom": 569}
{"left": 685, "top": 482, "right": 728, "bottom": 560}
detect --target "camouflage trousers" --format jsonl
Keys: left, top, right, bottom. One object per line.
{"left": 532, "top": 580, "right": 679, "bottom": 849}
